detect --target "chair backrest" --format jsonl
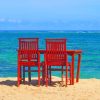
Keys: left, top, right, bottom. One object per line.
{"left": 19, "top": 38, "right": 38, "bottom": 50}
{"left": 46, "top": 38, "right": 67, "bottom": 65}
{"left": 18, "top": 38, "right": 38, "bottom": 61}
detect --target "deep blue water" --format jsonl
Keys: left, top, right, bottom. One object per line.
{"left": 0, "top": 30, "right": 100, "bottom": 78}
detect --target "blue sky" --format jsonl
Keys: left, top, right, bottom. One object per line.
{"left": 0, "top": 0, "right": 100, "bottom": 30}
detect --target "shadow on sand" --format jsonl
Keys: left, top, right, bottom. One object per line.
{"left": 0, "top": 80, "right": 17, "bottom": 86}
{"left": 0, "top": 79, "right": 67, "bottom": 87}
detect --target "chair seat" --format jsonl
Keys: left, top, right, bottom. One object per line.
{"left": 46, "top": 62, "right": 71, "bottom": 71}
{"left": 44, "top": 61, "right": 71, "bottom": 66}
{"left": 19, "top": 61, "right": 38, "bottom": 66}
{"left": 48, "top": 68, "right": 70, "bottom": 71}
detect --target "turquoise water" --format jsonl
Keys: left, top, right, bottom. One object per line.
{"left": 0, "top": 30, "right": 100, "bottom": 78}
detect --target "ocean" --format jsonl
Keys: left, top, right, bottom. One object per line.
{"left": 0, "top": 30, "right": 100, "bottom": 79}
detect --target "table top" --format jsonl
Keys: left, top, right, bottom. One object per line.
{"left": 18, "top": 49, "right": 82, "bottom": 56}
{"left": 38, "top": 49, "right": 82, "bottom": 55}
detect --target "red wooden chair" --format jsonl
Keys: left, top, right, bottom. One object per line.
{"left": 44, "top": 38, "right": 72, "bottom": 86}
{"left": 17, "top": 38, "right": 42, "bottom": 87}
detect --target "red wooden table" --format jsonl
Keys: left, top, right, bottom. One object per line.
{"left": 39, "top": 49, "right": 82, "bottom": 85}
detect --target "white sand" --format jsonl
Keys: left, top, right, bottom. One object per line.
{"left": 0, "top": 76, "right": 100, "bottom": 100}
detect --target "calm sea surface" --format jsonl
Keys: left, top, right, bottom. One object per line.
{"left": 0, "top": 30, "right": 100, "bottom": 78}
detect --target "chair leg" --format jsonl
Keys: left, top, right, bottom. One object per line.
{"left": 23, "top": 66, "right": 25, "bottom": 84}
{"left": 45, "top": 65, "right": 48, "bottom": 87}
{"left": 66, "top": 66, "right": 68, "bottom": 86}
{"left": 47, "top": 66, "right": 51, "bottom": 84}
{"left": 38, "top": 64, "right": 40, "bottom": 86}
{"left": 61, "top": 66, "right": 64, "bottom": 82}
{"left": 17, "top": 64, "right": 21, "bottom": 87}
{"left": 19, "top": 67, "right": 22, "bottom": 84}
{"left": 47, "top": 66, "right": 49, "bottom": 85}
{"left": 70, "top": 65, "right": 72, "bottom": 85}
{"left": 28, "top": 67, "right": 31, "bottom": 85}
{"left": 49, "top": 66, "right": 52, "bottom": 84}
{"left": 47, "top": 66, "right": 49, "bottom": 79}
{"left": 70, "top": 66, "right": 72, "bottom": 85}
{"left": 42, "top": 66, "right": 45, "bottom": 84}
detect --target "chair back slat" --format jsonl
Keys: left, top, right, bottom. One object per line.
{"left": 46, "top": 39, "right": 67, "bottom": 65}
{"left": 46, "top": 39, "right": 66, "bottom": 51}
{"left": 19, "top": 38, "right": 38, "bottom": 61}
{"left": 19, "top": 38, "right": 38, "bottom": 50}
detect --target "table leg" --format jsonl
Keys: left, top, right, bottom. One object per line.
{"left": 76, "top": 54, "right": 81, "bottom": 82}
{"left": 72, "top": 54, "right": 75, "bottom": 85}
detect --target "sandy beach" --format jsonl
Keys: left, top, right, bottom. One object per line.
{"left": 0, "top": 76, "right": 100, "bottom": 100}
